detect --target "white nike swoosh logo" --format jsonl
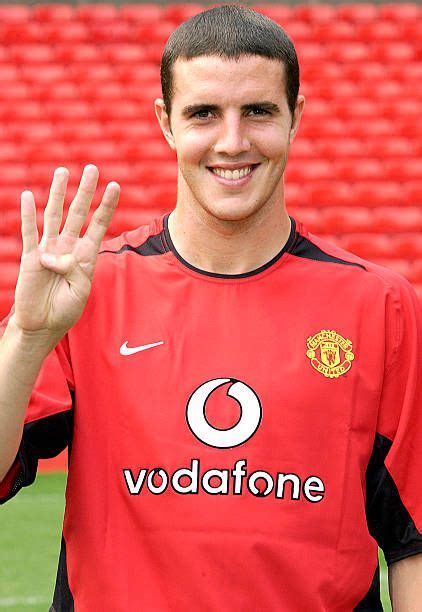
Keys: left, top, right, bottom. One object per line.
{"left": 120, "top": 340, "right": 164, "bottom": 356}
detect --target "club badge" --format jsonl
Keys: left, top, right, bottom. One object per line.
{"left": 306, "top": 330, "right": 354, "bottom": 379}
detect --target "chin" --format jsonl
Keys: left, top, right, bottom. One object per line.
{"left": 201, "top": 200, "right": 264, "bottom": 224}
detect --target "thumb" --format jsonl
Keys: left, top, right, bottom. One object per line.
{"left": 40, "top": 252, "right": 89, "bottom": 292}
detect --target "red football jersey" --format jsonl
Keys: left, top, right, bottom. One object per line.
{"left": 1, "top": 214, "right": 421, "bottom": 611}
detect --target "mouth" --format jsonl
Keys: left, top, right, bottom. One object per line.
{"left": 207, "top": 164, "right": 260, "bottom": 185}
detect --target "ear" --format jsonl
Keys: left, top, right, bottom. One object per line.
{"left": 154, "top": 98, "right": 176, "bottom": 151}
{"left": 289, "top": 94, "right": 305, "bottom": 145}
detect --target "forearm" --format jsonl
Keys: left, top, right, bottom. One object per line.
{"left": 389, "top": 554, "right": 422, "bottom": 611}
{"left": 0, "top": 315, "right": 60, "bottom": 481}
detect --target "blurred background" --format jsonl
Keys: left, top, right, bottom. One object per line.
{"left": 0, "top": 1, "right": 420, "bottom": 609}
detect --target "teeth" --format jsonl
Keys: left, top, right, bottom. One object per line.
{"left": 212, "top": 166, "right": 252, "bottom": 180}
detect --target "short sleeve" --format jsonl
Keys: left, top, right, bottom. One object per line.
{"left": 0, "top": 307, "right": 74, "bottom": 504}
{"left": 365, "top": 277, "right": 422, "bottom": 565}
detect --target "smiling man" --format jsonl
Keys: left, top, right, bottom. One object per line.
{"left": 0, "top": 5, "right": 421, "bottom": 612}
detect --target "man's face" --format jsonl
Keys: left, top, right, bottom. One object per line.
{"left": 155, "top": 55, "right": 304, "bottom": 223}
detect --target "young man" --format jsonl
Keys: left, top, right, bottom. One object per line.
{"left": 0, "top": 6, "right": 421, "bottom": 611}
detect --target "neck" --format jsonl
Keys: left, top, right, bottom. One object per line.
{"left": 168, "top": 188, "right": 291, "bottom": 276}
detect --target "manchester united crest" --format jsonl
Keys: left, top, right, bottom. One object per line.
{"left": 306, "top": 330, "right": 354, "bottom": 379}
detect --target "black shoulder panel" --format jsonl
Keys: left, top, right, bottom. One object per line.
{"left": 50, "top": 537, "right": 75, "bottom": 611}
{"left": 366, "top": 433, "right": 422, "bottom": 565}
{"left": 353, "top": 565, "right": 383, "bottom": 611}
{"left": 290, "top": 235, "right": 366, "bottom": 270}
{"left": 100, "top": 231, "right": 169, "bottom": 256}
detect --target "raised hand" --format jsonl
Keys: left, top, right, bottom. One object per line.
{"left": 14, "top": 165, "right": 120, "bottom": 337}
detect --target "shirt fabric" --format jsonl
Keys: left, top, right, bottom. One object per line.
{"left": 1, "top": 213, "right": 421, "bottom": 611}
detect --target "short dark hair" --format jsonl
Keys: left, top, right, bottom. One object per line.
{"left": 160, "top": 5, "right": 300, "bottom": 124}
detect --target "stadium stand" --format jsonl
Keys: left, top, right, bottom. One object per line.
{"left": 0, "top": 2, "right": 421, "bottom": 321}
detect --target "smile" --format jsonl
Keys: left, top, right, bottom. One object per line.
{"left": 207, "top": 164, "right": 259, "bottom": 184}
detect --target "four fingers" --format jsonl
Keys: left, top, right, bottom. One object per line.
{"left": 21, "top": 165, "right": 120, "bottom": 261}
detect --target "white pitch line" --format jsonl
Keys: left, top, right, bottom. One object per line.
{"left": 0, "top": 595, "right": 50, "bottom": 607}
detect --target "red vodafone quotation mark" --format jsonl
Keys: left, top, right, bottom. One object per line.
{"left": 186, "top": 378, "right": 262, "bottom": 449}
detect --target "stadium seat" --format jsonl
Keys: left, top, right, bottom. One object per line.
{"left": 20, "top": 65, "right": 67, "bottom": 83}
{"left": 0, "top": 290, "right": 14, "bottom": 318}
{"left": 32, "top": 4, "right": 75, "bottom": 22}
{"left": 353, "top": 182, "right": 403, "bottom": 207}
{"left": 375, "top": 259, "right": 411, "bottom": 279}
{"left": 405, "top": 181, "right": 422, "bottom": 205}
{"left": 0, "top": 164, "right": 28, "bottom": 185}
{"left": 164, "top": 4, "right": 206, "bottom": 23}
{"left": 333, "top": 159, "right": 383, "bottom": 181}
{"left": 0, "top": 5, "right": 30, "bottom": 23}
{"left": 105, "top": 44, "right": 146, "bottom": 64}
{"left": 68, "top": 142, "right": 120, "bottom": 163}
{"left": 322, "top": 207, "right": 373, "bottom": 233}
{"left": 79, "top": 82, "right": 125, "bottom": 101}
{"left": 365, "top": 138, "right": 416, "bottom": 159}
{"left": 312, "top": 21, "right": 355, "bottom": 42}
{"left": 288, "top": 207, "right": 325, "bottom": 234}
{"left": 378, "top": 3, "right": 420, "bottom": 21}
{"left": 391, "top": 234, "right": 422, "bottom": 260}
{"left": 372, "top": 208, "right": 422, "bottom": 233}
{"left": 120, "top": 4, "right": 163, "bottom": 23}
{"left": 305, "top": 182, "right": 356, "bottom": 207}
{"left": 9, "top": 44, "right": 55, "bottom": 64}
{"left": 384, "top": 159, "right": 422, "bottom": 181}
{"left": 0, "top": 83, "right": 29, "bottom": 100}
{"left": 356, "top": 21, "right": 401, "bottom": 42}
{"left": 136, "top": 22, "right": 176, "bottom": 43}
{"left": 336, "top": 4, "right": 379, "bottom": 23}
{"left": 0, "top": 237, "right": 21, "bottom": 262}
{"left": 76, "top": 4, "right": 119, "bottom": 22}
{"left": 339, "top": 234, "right": 392, "bottom": 260}
{"left": 293, "top": 4, "right": 337, "bottom": 23}
{"left": 408, "top": 260, "right": 422, "bottom": 283}
{"left": 55, "top": 44, "right": 103, "bottom": 63}
{"left": 285, "top": 159, "right": 332, "bottom": 182}
{"left": 43, "top": 22, "right": 92, "bottom": 46}
{"left": 314, "top": 138, "right": 362, "bottom": 159}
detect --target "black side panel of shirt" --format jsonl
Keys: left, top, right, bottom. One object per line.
{"left": 50, "top": 537, "right": 74, "bottom": 612}
{"left": 0, "top": 406, "right": 73, "bottom": 504}
{"left": 354, "top": 566, "right": 383, "bottom": 611}
{"left": 366, "top": 432, "right": 422, "bottom": 565}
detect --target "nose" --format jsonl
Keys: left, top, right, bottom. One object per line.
{"left": 213, "top": 114, "right": 251, "bottom": 157}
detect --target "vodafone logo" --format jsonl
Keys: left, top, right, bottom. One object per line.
{"left": 122, "top": 377, "right": 326, "bottom": 504}
{"left": 186, "top": 378, "right": 262, "bottom": 449}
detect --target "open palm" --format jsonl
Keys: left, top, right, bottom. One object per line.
{"left": 14, "top": 165, "right": 120, "bottom": 335}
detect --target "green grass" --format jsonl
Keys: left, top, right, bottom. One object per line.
{"left": 0, "top": 472, "right": 392, "bottom": 610}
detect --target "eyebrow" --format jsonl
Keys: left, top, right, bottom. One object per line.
{"left": 181, "top": 101, "right": 281, "bottom": 117}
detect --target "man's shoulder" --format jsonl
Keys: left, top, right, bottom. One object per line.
{"left": 98, "top": 213, "right": 167, "bottom": 259}
{"left": 294, "top": 220, "right": 415, "bottom": 300}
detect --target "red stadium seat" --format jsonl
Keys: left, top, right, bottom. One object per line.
{"left": 293, "top": 5, "right": 337, "bottom": 23}
{"left": 391, "top": 234, "right": 422, "bottom": 260}
{"left": 8, "top": 122, "right": 55, "bottom": 142}
{"left": 288, "top": 207, "right": 325, "bottom": 234}
{"left": 365, "top": 138, "right": 416, "bottom": 159}
{"left": 0, "top": 83, "right": 29, "bottom": 100}
{"left": 0, "top": 237, "right": 21, "bottom": 262}
{"left": 136, "top": 22, "right": 176, "bottom": 44}
{"left": 0, "top": 5, "right": 30, "bottom": 23}
{"left": 0, "top": 290, "right": 14, "bottom": 319}
{"left": 312, "top": 21, "right": 355, "bottom": 42}
{"left": 375, "top": 259, "right": 411, "bottom": 279}
{"left": 281, "top": 20, "right": 312, "bottom": 42}
{"left": 0, "top": 187, "right": 23, "bottom": 210}
{"left": 43, "top": 101, "right": 93, "bottom": 121}
{"left": 76, "top": 4, "right": 119, "bottom": 22}
{"left": 379, "top": 3, "right": 420, "bottom": 21}
{"left": 340, "top": 234, "right": 392, "bottom": 260}
{"left": 336, "top": 4, "right": 379, "bottom": 23}
{"left": 356, "top": 21, "right": 401, "bottom": 42}
{"left": 332, "top": 159, "right": 383, "bottom": 181}
{"left": 322, "top": 207, "right": 373, "bottom": 234}
{"left": 0, "top": 164, "right": 28, "bottom": 185}
{"left": 79, "top": 82, "right": 125, "bottom": 101}
{"left": 0, "top": 143, "right": 26, "bottom": 163}
{"left": 284, "top": 159, "right": 332, "bottom": 182}
{"left": 372, "top": 208, "right": 422, "bottom": 233}
{"left": 405, "top": 182, "right": 422, "bottom": 205}
{"left": 31, "top": 82, "right": 79, "bottom": 101}
{"left": 121, "top": 141, "right": 171, "bottom": 162}
{"left": 43, "top": 23, "right": 89, "bottom": 43}
{"left": 353, "top": 182, "right": 403, "bottom": 207}
{"left": 68, "top": 142, "right": 120, "bottom": 163}
{"left": 32, "top": 4, "right": 75, "bottom": 22}
{"left": 252, "top": 5, "right": 292, "bottom": 22}
{"left": 20, "top": 64, "right": 67, "bottom": 83}
{"left": 305, "top": 182, "right": 356, "bottom": 207}
{"left": 164, "top": 4, "right": 206, "bottom": 23}
{"left": 408, "top": 260, "right": 422, "bottom": 283}
{"left": 331, "top": 99, "right": 379, "bottom": 120}
{"left": 104, "top": 44, "right": 146, "bottom": 64}
{"left": 120, "top": 4, "right": 163, "bottom": 23}
{"left": 314, "top": 138, "right": 362, "bottom": 159}
{"left": 383, "top": 159, "right": 422, "bottom": 181}
{"left": 9, "top": 44, "right": 55, "bottom": 64}
{"left": 67, "top": 63, "right": 115, "bottom": 83}
{"left": 55, "top": 43, "right": 103, "bottom": 63}
{"left": 372, "top": 42, "right": 416, "bottom": 63}
{"left": 103, "top": 120, "right": 161, "bottom": 141}
{"left": 89, "top": 23, "right": 135, "bottom": 43}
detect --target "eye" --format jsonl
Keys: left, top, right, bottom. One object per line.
{"left": 248, "top": 107, "right": 270, "bottom": 117}
{"left": 192, "top": 109, "right": 214, "bottom": 120}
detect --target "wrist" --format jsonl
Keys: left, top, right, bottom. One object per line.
{"left": 4, "top": 314, "right": 63, "bottom": 358}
